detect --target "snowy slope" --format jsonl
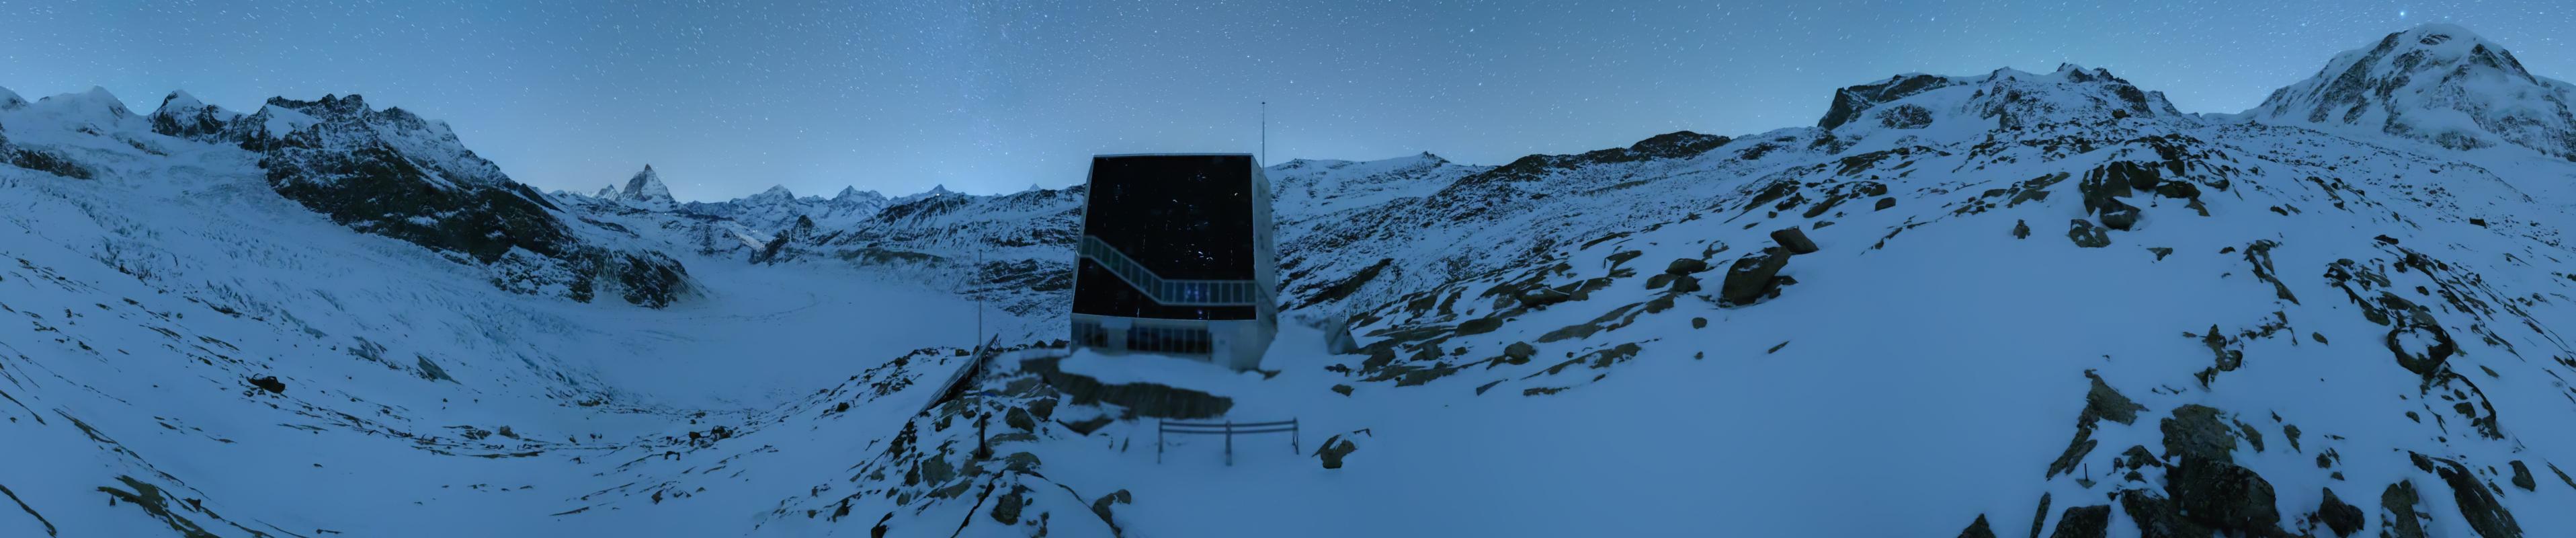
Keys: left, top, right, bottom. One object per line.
{"left": 2250, "top": 24, "right": 2576, "bottom": 161}
{"left": 5, "top": 22, "right": 2576, "bottom": 538}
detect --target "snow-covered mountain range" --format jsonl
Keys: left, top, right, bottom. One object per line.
{"left": 5, "top": 24, "right": 2576, "bottom": 537}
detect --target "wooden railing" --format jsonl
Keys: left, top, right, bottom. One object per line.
{"left": 1157, "top": 418, "right": 1298, "bottom": 465}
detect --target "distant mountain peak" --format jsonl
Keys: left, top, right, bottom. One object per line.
{"left": 2250, "top": 24, "right": 2576, "bottom": 159}
{"left": 36, "top": 86, "right": 134, "bottom": 119}
{"left": 620, "top": 165, "right": 677, "bottom": 210}
{"left": 1817, "top": 63, "right": 2183, "bottom": 134}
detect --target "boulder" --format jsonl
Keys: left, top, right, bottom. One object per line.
{"left": 2048, "top": 505, "right": 2111, "bottom": 538}
{"left": 247, "top": 375, "right": 286, "bottom": 395}
{"left": 1956, "top": 514, "right": 1996, "bottom": 538}
{"left": 2067, "top": 219, "right": 2111, "bottom": 247}
{"left": 2317, "top": 488, "right": 2363, "bottom": 537}
{"left": 1718, "top": 247, "right": 1792, "bottom": 306}
{"left": 2160, "top": 404, "right": 2237, "bottom": 463}
{"left": 2098, "top": 198, "right": 2142, "bottom": 230}
{"left": 1005, "top": 408, "right": 1036, "bottom": 431}
{"left": 1665, "top": 274, "right": 1702, "bottom": 294}
{"left": 2116, "top": 490, "right": 2210, "bottom": 538}
{"left": 1317, "top": 436, "right": 1360, "bottom": 469}
{"left": 1518, "top": 287, "right": 1573, "bottom": 309}
{"left": 2153, "top": 180, "right": 2200, "bottom": 199}
{"left": 1769, "top": 227, "right": 1821, "bottom": 254}
{"left": 2165, "top": 457, "right": 2280, "bottom": 533}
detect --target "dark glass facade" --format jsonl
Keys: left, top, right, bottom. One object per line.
{"left": 1079, "top": 155, "right": 1257, "bottom": 280}
{"left": 1069, "top": 153, "right": 1278, "bottom": 365}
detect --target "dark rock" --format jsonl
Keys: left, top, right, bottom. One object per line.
{"left": 2117, "top": 490, "right": 2210, "bottom": 538}
{"left": 2317, "top": 488, "right": 2364, "bottom": 537}
{"left": 1769, "top": 227, "right": 1821, "bottom": 254}
{"left": 1957, "top": 514, "right": 1997, "bottom": 538}
{"left": 2383, "top": 310, "right": 2458, "bottom": 378}
{"left": 1024, "top": 357, "right": 1232, "bottom": 419}
{"left": 2077, "top": 163, "right": 2138, "bottom": 215}
{"left": 989, "top": 485, "right": 1028, "bottom": 525}
{"left": 1059, "top": 416, "right": 1114, "bottom": 435}
{"left": 1455, "top": 317, "right": 1503, "bottom": 336}
{"left": 1818, "top": 73, "right": 1959, "bottom": 130}
{"left": 2066, "top": 219, "right": 2112, "bottom": 248}
{"left": 1316, "top": 436, "right": 1359, "bottom": 469}
{"left": 2381, "top": 480, "right": 2428, "bottom": 538}
{"left": 2160, "top": 404, "right": 2237, "bottom": 463}
{"left": 2026, "top": 493, "right": 2052, "bottom": 538}
{"left": 2165, "top": 457, "right": 2280, "bottom": 533}
{"left": 1874, "top": 197, "right": 1897, "bottom": 210}
{"left": 2046, "top": 505, "right": 2110, "bottom": 538}
{"left": 2432, "top": 457, "right": 2524, "bottom": 538}
{"left": 1666, "top": 258, "right": 1709, "bottom": 274}
{"left": 1876, "top": 104, "right": 1936, "bottom": 128}
{"left": 1089, "top": 490, "right": 1132, "bottom": 533}
{"left": 1517, "top": 287, "right": 1573, "bottom": 309}
{"left": 1665, "top": 274, "right": 1701, "bottom": 294}
{"left": 2083, "top": 373, "right": 2145, "bottom": 425}
{"left": 1718, "top": 247, "right": 1792, "bottom": 306}
{"left": 248, "top": 375, "right": 286, "bottom": 394}
{"left": 2097, "top": 199, "right": 2141, "bottom": 231}
{"left": 2153, "top": 180, "right": 2201, "bottom": 199}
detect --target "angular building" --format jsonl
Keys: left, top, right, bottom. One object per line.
{"left": 1070, "top": 153, "right": 1278, "bottom": 370}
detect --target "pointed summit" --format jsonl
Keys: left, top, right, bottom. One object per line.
{"left": 2250, "top": 24, "right": 2576, "bottom": 159}
{"left": 743, "top": 185, "right": 798, "bottom": 204}
{"left": 619, "top": 165, "right": 677, "bottom": 211}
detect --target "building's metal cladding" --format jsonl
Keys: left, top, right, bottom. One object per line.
{"left": 1069, "top": 153, "right": 1278, "bottom": 370}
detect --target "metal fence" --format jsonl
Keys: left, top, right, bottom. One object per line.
{"left": 1157, "top": 418, "right": 1298, "bottom": 465}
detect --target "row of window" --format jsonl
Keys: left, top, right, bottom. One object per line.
{"left": 1073, "top": 319, "right": 1217, "bottom": 356}
{"left": 1126, "top": 325, "right": 1214, "bottom": 355}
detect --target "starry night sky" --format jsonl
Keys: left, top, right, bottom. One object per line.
{"left": 2, "top": 1, "right": 2569, "bottom": 200}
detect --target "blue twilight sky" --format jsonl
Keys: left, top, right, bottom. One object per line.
{"left": 1, "top": 1, "right": 2569, "bottom": 201}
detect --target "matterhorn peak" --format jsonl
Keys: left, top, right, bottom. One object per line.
{"left": 2250, "top": 23, "right": 2576, "bottom": 159}
{"left": 619, "top": 165, "right": 677, "bottom": 211}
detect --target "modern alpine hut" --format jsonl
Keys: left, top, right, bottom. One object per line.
{"left": 1069, "top": 153, "right": 1279, "bottom": 371}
